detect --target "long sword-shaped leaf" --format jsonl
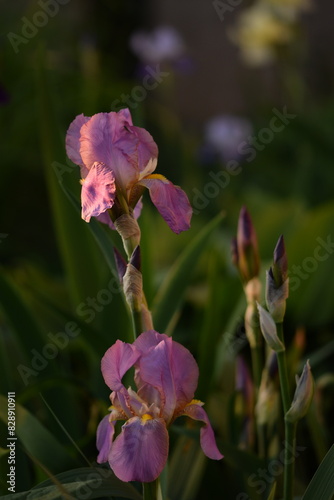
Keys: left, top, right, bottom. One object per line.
{"left": 152, "top": 212, "right": 225, "bottom": 333}
{"left": 0, "top": 395, "right": 78, "bottom": 473}
{"left": 36, "top": 47, "right": 106, "bottom": 306}
{"left": 0, "top": 467, "right": 142, "bottom": 500}
{"left": 301, "top": 444, "right": 334, "bottom": 500}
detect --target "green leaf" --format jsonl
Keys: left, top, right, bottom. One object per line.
{"left": 266, "top": 482, "right": 276, "bottom": 500}
{"left": 301, "top": 444, "right": 334, "bottom": 500}
{"left": 0, "top": 467, "right": 142, "bottom": 500}
{"left": 0, "top": 271, "right": 45, "bottom": 353}
{"left": 152, "top": 212, "right": 225, "bottom": 332}
{"left": 36, "top": 46, "right": 106, "bottom": 307}
{"left": 0, "top": 395, "right": 78, "bottom": 473}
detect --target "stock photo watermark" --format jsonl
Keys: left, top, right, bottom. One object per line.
{"left": 7, "top": 0, "right": 70, "bottom": 54}
{"left": 17, "top": 272, "right": 122, "bottom": 385}
{"left": 213, "top": 0, "right": 243, "bottom": 22}
{"left": 111, "top": 64, "right": 170, "bottom": 111}
{"left": 0, "top": 233, "right": 9, "bottom": 243}
{"left": 221, "top": 233, "right": 334, "bottom": 356}
{"left": 192, "top": 106, "right": 297, "bottom": 215}
{"left": 236, "top": 441, "right": 306, "bottom": 499}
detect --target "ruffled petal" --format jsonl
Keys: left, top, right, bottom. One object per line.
{"left": 96, "top": 415, "right": 115, "bottom": 463}
{"left": 139, "top": 175, "right": 192, "bottom": 233}
{"left": 81, "top": 162, "right": 116, "bottom": 222}
{"left": 66, "top": 113, "right": 90, "bottom": 166}
{"left": 182, "top": 403, "right": 223, "bottom": 460}
{"left": 101, "top": 340, "right": 141, "bottom": 392}
{"left": 109, "top": 416, "right": 169, "bottom": 482}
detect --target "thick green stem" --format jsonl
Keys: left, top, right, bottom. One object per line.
{"left": 130, "top": 306, "right": 144, "bottom": 340}
{"left": 276, "top": 323, "right": 291, "bottom": 414}
{"left": 276, "top": 322, "right": 296, "bottom": 500}
{"left": 284, "top": 421, "right": 297, "bottom": 500}
{"left": 143, "top": 478, "right": 162, "bottom": 500}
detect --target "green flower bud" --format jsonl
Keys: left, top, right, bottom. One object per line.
{"left": 285, "top": 360, "right": 314, "bottom": 423}
{"left": 266, "top": 235, "right": 289, "bottom": 323}
{"left": 257, "top": 303, "right": 285, "bottom": 352}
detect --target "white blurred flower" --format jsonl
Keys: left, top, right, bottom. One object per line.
{"left": 204, "top": 115, "right": 253, "bottom": 162}
{"left": 129, "top": 26, "right": 185, "bottom": 64}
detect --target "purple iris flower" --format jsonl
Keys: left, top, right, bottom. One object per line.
{"left": 66, "top": 109, "right": 192, "bottom": 234}
{"left": 96, "top": 330, "right": 223, "bottom": 482}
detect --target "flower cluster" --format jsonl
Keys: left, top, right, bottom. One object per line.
{"left": 96, "top": 330, "right": 223, "bottom": 482}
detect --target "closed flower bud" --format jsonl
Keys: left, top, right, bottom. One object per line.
{"left": 285, "top": 360, "right": 314, "bottom": 423}
{"left": 272, "top": 235, "right": 288, "bottom": 286}
{"left": 266, "top": 235, "right": 289, "bottom": 323}
{"left": 256, "top": 351, "right": 280, "bottom": 427}
{"left": 236, "top": 206, "right": 260, "bottom": 283}
{"left": 257, "top": 303, "right": 285, "bottom": 352}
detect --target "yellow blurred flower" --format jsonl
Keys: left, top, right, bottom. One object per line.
{"left": 230, "top": 4, "right": 294, "bottom": 65}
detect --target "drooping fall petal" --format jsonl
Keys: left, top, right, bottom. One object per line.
{"left": 139, "top": 175, "right": 192, "bottom": 233}
{"left": 96, "top": 415, "right": 115, "bottom": 464}
{"left": 81, "top": 162, "right": 116, "bottom": 222}
{"left": 183, "top": 402, "right": 223, "bottom": 460}
{"left": 108, "top": 416, "right": 169, "bottom": 482}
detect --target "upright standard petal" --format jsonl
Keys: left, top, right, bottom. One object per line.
{"left": 139, "top": 175, "right": 192, "bottom": 233}
{"left": 108, "top": 416, "right": 169, "bottom": 482}
{"left": 183, "top": 402, "right": 223, "bottom": 460}
{"left": 96, "top": 415, "right": 115, "bottom": 463}
{"left": 101, "top": 340, "right": 140, "bottom": 391}
{"left": 66, "top": 113, "right": 90, "bottom": 166}
{"left": 136, "top": 333, "right": 198, "bottom": 423}
{"left": 125, "top": 125, "right": 158, "bottom": 173}
{"left": 79, "top": 112, "right": 140, "bottom": 191}
{"left": 81, "top": 162, "right": 116, "bottom": 222}
{"left": 137, "top": 337, "right": 176, "bottom": 423}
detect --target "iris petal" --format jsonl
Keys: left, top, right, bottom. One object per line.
{"left": 182, "top": 403, "right": 223, "bottom": 460}
{"left": 109, "top": 416, "right": 168, "bottom": 482}
{"left": 66, "top": 113, "right": 90, "bottom": 166}
{"left": 139, "top": 175, "right": 192, "bottom": 233}
{"left": 81, "top": 162, "right": 116, "bottom": 222}
{"left": 96, "top": 415, "right": 115, "bottom": 463}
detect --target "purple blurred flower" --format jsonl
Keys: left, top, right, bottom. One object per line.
{"left": 97, "top": 330, "right": 223, "bottom": 482}
{"left": 66, "top": 109, "right": 192, "bottom": 234}
{"left": 130, "top": 26, "right": 185, "bottom": 64}
{"left": 204, "top": 115, "right": 253, "bottom": 163}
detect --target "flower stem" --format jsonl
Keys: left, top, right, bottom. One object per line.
{"left": 143, "top": 478, "right": 162, "bottom": 500}
{"left": 131, "top": 306, "right": 144, "bottom": 340}
{"left": 283, "top": 421, "right": 297, "bottom": 500}
{"left": 276, "top": 322, "right": 296, "bottom": 500}
{"left": 276, "top": 323, "right": 291, "bottom": 415}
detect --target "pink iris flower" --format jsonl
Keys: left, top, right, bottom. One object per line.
{"left": 66, "top": 109, "right": 192, "bottom": 234}
{"left": 96, "top": 330, "right": 223, "bottom": 483}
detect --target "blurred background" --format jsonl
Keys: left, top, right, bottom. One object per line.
{"left": 1, "top": 1, "right": 334, "bottom": 499}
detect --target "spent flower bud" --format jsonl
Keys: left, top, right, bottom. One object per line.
{"left": 257, "top": 303, "right": 285, "bottom": 352}
{"left": 285, "top": 360, "right": 314, "bottom": 423}
{"left": 235, "top": 206, "right": 260, "bottom": 283}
